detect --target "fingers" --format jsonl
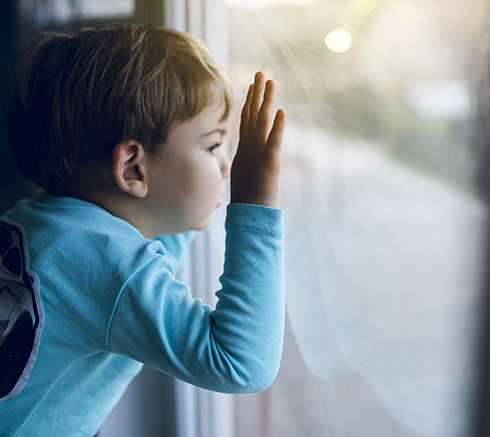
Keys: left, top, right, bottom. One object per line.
{"left": 266, "top": 109, "right": 286, "bottom": 154}
{"left": 242, "top": 72, "right": 280, "bottom": 147}
{"left": 256, "top": 80, "right": 277, "bottom": 147}
{"left": 239, "top": 84, "right": 253, "bottom": 141}
{"left": 248, "top": 72, "right": 266, "bottom": 133}
{"left": 239, "top": 71, "right": 285, "bottom": 153}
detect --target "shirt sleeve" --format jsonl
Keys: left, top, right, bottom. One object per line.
{"left": 107, "top": 203, "right": 284, "bottom": 394}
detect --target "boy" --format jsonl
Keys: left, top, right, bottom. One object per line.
{"left": 0, "top": 23, "right": 286, "bottom": 435}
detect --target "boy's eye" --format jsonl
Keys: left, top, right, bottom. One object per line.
{"left": 207, "top": 143, "right": 222, "bottom": 154}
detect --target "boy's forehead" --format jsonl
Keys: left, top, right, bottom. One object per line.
{"left": 210, "top": 98, "right": 230, "bottom": 121}
{"left": 169, "top": 100, "right": 229, "bottom": 139}
{"left": 194, "top": 100, "right": 229, "bottom": 128}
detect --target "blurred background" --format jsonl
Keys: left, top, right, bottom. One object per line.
{"left": 1, "top": 0, "right": 489, "bottom": 436}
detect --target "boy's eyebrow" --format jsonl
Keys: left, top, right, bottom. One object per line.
{"left": 200, "top": 128, "right": 227, "bottom": 138}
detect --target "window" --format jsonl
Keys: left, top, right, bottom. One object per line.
{"left": 226, "top": 0, "right": 488, "bottom": 436}
{"left": 18, "top": 0, "right": 134, "bottom": 27}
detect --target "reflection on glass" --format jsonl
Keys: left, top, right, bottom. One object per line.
{"left": 227, "top": 0, "right": 487, "bottom": 436}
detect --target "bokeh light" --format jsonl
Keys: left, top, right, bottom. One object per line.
{"left": 324, "top": 28, "right": 353, "bottom": 53}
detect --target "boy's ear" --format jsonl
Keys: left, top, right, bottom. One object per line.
{"left": 112, "top": 140, "right": 148, "bottom": 198}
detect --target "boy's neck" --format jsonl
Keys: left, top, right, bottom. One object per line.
{"left": 70, "top": 163, "right": 158, "bottom": 238}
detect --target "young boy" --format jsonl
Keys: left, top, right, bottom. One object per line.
{"left": 0, "top": 23, "right": 286, "bottom": 435}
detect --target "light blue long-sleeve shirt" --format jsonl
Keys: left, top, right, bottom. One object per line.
{"left": 0, "top": 195, "right": 284, "bottom": 436}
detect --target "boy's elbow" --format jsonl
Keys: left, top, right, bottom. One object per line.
{"left": 205, "top": 324, "right": 285, "bottom": 394}
{"left": 239, "top": 370, "right": 278, "bottom": 394}
{"left": 222, "top": 350, "right": 281, "bottom": 394}
{"left": 235, "top": 371, "right": 277, "bottom": 394}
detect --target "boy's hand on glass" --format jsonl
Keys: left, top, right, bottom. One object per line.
{"left": 231, "top": 71, "right": 286, "bottom": 208}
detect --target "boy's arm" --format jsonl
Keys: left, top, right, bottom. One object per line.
{"left": 108, "top": 202, "right": 283, "bottom": 393}
{"left": 108, "top": 73, "right": 286, "bottom": 393}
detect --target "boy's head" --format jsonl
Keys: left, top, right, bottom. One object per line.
{"left": 8, "top": 22, "right": 233, "bottom": 196}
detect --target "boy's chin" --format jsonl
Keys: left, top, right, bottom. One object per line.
{"left": 172, "top": 215, "right": 213, "bottom": 234}
{"left": 158, "top": 211, "right": 216, "bottom": 235}
{"left": 191, "top": 217, "right": 213, "bottom": 232}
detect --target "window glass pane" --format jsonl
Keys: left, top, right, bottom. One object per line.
{"left": 19, "top": 0, "right": 135, "bottom": 29}
{"left": 226, "top": 1, "right": 488, "bottom": 436}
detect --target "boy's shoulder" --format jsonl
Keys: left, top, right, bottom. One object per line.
{"left": 5, "top": 194, "right": 141, "bottom": 237}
